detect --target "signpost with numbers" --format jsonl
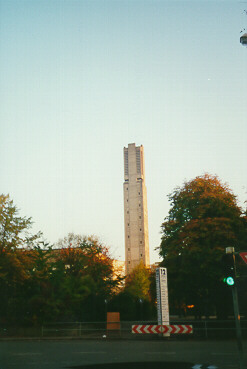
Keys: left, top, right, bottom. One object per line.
{"left": 156, "top": 267, "right": 169, "bottom": 336}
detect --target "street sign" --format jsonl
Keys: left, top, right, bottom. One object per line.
{"left": 156, "top": 267, "right": 169, "bottom": 327}
{"left": 239, "top": 252, "right": 247, "bottom": 265}
{"left": 132, "top": 324, "right": 193, "bottom": 334}
{"left": 156, "top": 267, "right": 170, "bottom": 337}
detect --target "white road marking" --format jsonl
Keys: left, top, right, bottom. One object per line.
{"left": 75, "top": 351, "right": 107, "bottom": 354}
{"left": 192, "top": 365, "right": 218, "bottom": 369}
{"left": 212, "top": 353, "right": 235, "bottom": 355}
{"left": 146, "top": 352, "right": 176, "bottom": 355}
{"left": 13, "top": 353, "right": 42, "bottom": 356}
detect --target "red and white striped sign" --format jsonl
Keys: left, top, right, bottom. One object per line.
{"left": 132, "top": 324, "right": 193, "bottom": 334}
{"left": 239, "top": 252, "right": 247, "bottom": 265}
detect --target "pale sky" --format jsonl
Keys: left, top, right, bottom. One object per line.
{"left": 1, "top": 0, "right": 247, "bottom": 263}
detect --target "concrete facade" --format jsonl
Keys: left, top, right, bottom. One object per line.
{"left": 123, "top": 143, "right": 150, "bottom": 274}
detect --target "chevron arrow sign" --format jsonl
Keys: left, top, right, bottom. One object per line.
{"left": 132, "top": 324, "right": 193, "bottom": 334}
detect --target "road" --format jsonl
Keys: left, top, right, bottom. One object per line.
{"left": 0, "top": 339, "right": 246, "bottom": 369}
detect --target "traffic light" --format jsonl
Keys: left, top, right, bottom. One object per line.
{"left": 222, "top": 253, "right": 235, "bottom": 286}
{"left": 224, "top": 276, "right": 234, "bottom": 286}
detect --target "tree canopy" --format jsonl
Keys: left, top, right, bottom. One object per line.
{"left": 0, "top": 195, "right": 124, "bottom": 325}
{"left": 55, "top": 233, "right": 123, "bottom": 298}
{"left": 125, "top": 261, "right": 151, "bottom": 300}
{"left": 159, "top": 174, "right": 247, "bottom": 318}
{"left": 109, "top": 262, "right": 157, "bottom": 320}
{"left": 0, "top": 194, "right": 41, "bottom": 251}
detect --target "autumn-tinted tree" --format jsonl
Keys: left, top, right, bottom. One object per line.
{"left": 159, "top": 174, "right": 247, "bottom": 318}
{"left": 56, "top": 233, "right": 121, "bottom": 293}
{"left": 19, "top": 234, "right": 119, "bottom": 324}
{"left": 55, "top": 233, "right": 123, "bottom": 320}
{"left": 0, "top": 196, "right": 126, "bottom": 324}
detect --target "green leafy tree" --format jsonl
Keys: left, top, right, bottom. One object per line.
{"left": 24, "top": 243, "right": 59, "bottom": 324}
{"left": 110, "top": 262, "right": 156, "bottom": 320}
{"left": 125, "top": 261, "right": 151, "bottom": 300}
{"left": 0, "top": 194, "right": 41, "bottom": 288}
{"left": 159, "top": 174, "right": 247, "bottom": 318}
{"left": 0, "top": 194, "right": 42, "bottom": 324}
{"left": 0, "top": 194, "right": 41, "bottom": 251}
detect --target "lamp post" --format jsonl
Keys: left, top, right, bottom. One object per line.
{"left": 240, "top": 6, "right": 247, "bottom": 46}
{"left": 104, "top": 299, "right": 108, "bottom": 321}
{"left": 240, "top": 33, "right": 247, "bottom": 46}
{"left": 139, "top": 299, "right": 143, "bottom": 322}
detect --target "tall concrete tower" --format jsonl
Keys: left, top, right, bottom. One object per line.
{"left": 123, "top": 143, "right": 150, "bottom": 274}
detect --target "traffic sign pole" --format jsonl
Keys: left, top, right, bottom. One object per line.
{"left": 226, "top": 248, "right": 244, "bottom": 369}
{"left": 232, "top": 283, "right": 244, "bottom": 369}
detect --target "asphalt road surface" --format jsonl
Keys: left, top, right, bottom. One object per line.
{"left": 0, "top": 339, "right": 246, "bottom": 369}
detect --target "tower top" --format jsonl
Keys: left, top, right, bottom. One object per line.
{"left": 124, "top": 143, "right": 143, "bottom": 149}
{"left": 123, "top": 144, "right": 145, "bottom": 182}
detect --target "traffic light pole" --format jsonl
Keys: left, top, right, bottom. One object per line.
{"left": 226, "top": 248, "right": 245, "bottom": 369}
{"left": 231, "top": 279, "right": 244, "bottom": 369}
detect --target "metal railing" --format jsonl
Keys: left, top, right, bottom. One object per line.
{"left": 40, "top": 319, "right": 247, "bottom": 339}
{"left": 1, "top": 319, "right": 247, "bottom": 339}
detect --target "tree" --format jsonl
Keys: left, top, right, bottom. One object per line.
{"left": 0, "top": 194, "right": 41, "bottom": 251}
{"left": 0, "top": 194, "right": 42, "bottom": 324}
{"left": 0, "top": 193, "right": 41, "bottom": 288}
{"left": 24, "top": 243, "right": 59, "bottom": 325}
{"left": 125, "top": 261, "right": 151, "bottom": 300}
{"left": 159, "top": 174, "right": 247, "bottom": 318}
{"left": 109, "top": 262, "right": 156, "bottom": 320}
{"left": 56, "top": 233, "right": 121, "bottom": 294}
{"left": 55, "top": 233, "right": 123, "bottom": 320}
